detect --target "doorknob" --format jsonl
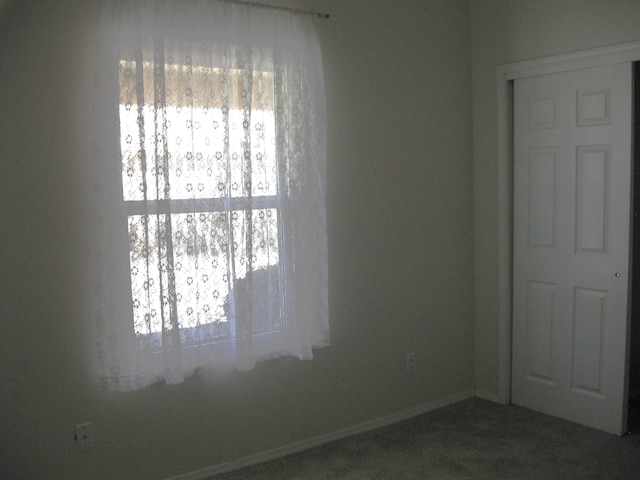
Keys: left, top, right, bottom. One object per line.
{"left": 615, "top": 272, "right": 621, "bottom": 278}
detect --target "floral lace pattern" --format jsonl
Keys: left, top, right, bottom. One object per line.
{"left": 91, "top": 0, "right": 328, "bottom": 390}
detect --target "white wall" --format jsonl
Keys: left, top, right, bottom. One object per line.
{"left": 0, "top": 1, "right": 474, "bottom": 478}
{"left": 471, "top": 0, "right": 640, "bottom": 399}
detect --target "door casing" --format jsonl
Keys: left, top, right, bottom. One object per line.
{"left": 495, "top": 41, "right": 640, "bottom": 405}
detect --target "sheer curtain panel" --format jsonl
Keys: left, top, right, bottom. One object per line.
{"left": 90, "top": 0, "right": 328, "bottom": 391}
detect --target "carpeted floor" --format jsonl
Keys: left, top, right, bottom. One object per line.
{"left": 212, "top": 398, "right": 640, "bottom": 479}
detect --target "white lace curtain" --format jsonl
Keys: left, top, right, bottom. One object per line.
{"left": 91, "top": 0, "right": 328, "bottom": 391}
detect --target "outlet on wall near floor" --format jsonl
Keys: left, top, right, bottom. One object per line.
{"left": 405, "top": 353, "right": 416, "bottom": 374}
{"left": 75, "top": 423, "right": 94, "bottom": 450}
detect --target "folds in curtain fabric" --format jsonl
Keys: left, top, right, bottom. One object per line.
{"left": 91, "top": 0, "right": 328, "bottom": 391}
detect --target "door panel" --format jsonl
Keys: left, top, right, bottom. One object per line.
{"left": 512, "top": 63, "right": 632, "bottom": 435}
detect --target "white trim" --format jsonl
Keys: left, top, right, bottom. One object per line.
{"left": 164, "top": 390, "right": 475, "bottom": 480}
{"left": 496, "top": 41, "right": 640, "bottom": 405}
{"left": 500, "top": 41, "right": 640, "bottom": 81}
{"left": 496, "top": 69, "right": 514, "bottom": 405}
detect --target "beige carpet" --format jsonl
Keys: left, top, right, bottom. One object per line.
{"left": 211, "top": 398, "right": 640, "bottom": 479}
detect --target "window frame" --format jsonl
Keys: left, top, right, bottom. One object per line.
{"left": 117, "top": 39, "right": 295, "bottom": 354}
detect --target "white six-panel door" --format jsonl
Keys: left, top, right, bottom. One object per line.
{"left": 512, "top": 63, "right": 632, "bottom": 435}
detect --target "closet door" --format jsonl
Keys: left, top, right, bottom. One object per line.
{"left": 512, "top": 63, "right": 632, "bottom": 435}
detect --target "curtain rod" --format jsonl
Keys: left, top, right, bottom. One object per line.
{"left": 219, "top": 0, "right": 330, "bottom": 19}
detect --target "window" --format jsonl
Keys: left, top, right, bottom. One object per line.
{"left": 92, "top": 1, "right": 328, "bottom": 391}
{"left": 119, "top": 49, "right": 284, "bottom": 342}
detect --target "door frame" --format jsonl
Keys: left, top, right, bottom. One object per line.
{"left": 495, "top": 41, "right": 640, "bottom": 405}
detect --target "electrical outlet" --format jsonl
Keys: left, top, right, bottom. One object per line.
{"left": 75, "top": 423, "right": 94, "bottom": 450}
{"left": 405, "top": 353, "right": 416, "bottom": 374}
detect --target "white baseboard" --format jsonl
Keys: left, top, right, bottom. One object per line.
{"left": 166, "top": 389, "right": 475, "bottom": 480}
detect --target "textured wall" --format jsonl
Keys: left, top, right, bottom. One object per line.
{"left": 0, "top": 1, "right": 474, "bottom": 478}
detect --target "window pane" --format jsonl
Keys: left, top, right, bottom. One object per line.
{"left": 118, "top": 58, "right": 278, "bottom": 202}
{"left": 129, "top": 214, "right": 166, "bottom": 337}
{"left": 128, "top": 208, "right": 282, "bottom": 338}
